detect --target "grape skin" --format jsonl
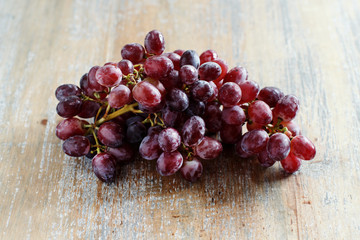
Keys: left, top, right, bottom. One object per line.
{"left": 200, "top": 49, "right": 218, "bottom": 64}
{"left": 92, "top": 153, "right": 117, "bottom": 183}
{"left": 195, "top": 137, "right": 223, "bottom": 160}
{"left": 281, "top": 152, "right": 301, "bottom": 173}
{"left": 132, "top": 81, "right": 162, "bottom": 108}
{"left": 56, "top": 118, "right": 88, "bottom": 140}
{"left": 266, "top": 133, "right": 290, "bottom": 161}
{"left": 144, "top": 55, "right": 174, "bottom": 79}
{"left": 240, "top": 129, "right": 269, "bottom": 154}
{"left": 158, "top": 128, "right": 181, "bottom": 152}
{"left": 139, "top": 133, "right": 162, "bottom": 160}
{"left": 218, "top": 82, "right": 242, "bottom": 107}
{"left": 180, "top": 158, "right": 203, "bottom": 182}
{"left": 290, "top": 135, "right": 316, "bottom": 160}
{"left": 248, "top": 100, "right": 273, "bottom": 125}
{"left": 56, "top": 96, "right": 83, "bottom": 118}
{"left": 258, "top": 150, "right": 276, "bottom": 167}
{"left": 156, "top": 151, "right": 183, "bottom": 176}
{"left": 55, "top": 84, "right": 82, "bottom": 101}
{"left": 224, "top": 66, "right": 248, "bottom": 85}
{"left": 273, "top": 95, "right": 300, "bottom": 122}
{"left": 108, "top": 85, "right": 132, "bottom": 108}
{"left": 198, "top": 62, "right": 222, "bottom": 81}
{"left": 144, "top": 30, "right": 165, "bottom": 55}
{"left": 182, "top": 116, "right": 206, "bottom": 147}
{"left": 179, "top": 50, "right": 200, "bottom": 69}
{"left": 97, "top": 121, "right": 124, "bottom": 148}
{"left": 221, "top": 106, "right": 246, "bottom": 125}
{"left": 121, "top": 43, "right": 145, "bottom": 64}
{"left": 62, "top": 135, "right": 90, "bottom": 157}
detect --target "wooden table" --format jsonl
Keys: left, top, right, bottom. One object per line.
{"left": 1, "top": 0, "right": 359, "bottom": 239}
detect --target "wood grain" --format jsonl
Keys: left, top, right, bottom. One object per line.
{"left": 1, "top": 0, "right": 360, "bottom": 239}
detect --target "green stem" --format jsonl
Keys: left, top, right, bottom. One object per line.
{"left": 91, "top": 129, "right": 101, "bottom": 154}
{"left": 95, "top": 102, "right": 140, "bottom": 125}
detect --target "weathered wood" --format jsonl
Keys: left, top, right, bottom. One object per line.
{"left": 0, "top": 0, "right": 359, "bottom": 239}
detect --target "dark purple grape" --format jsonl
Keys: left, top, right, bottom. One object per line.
{"left": 240, "top": 129, "right": 269, "bottom": 154}
{"left": 138, "top": 101, "right": 165, "bottom": 114}
{"left": 117, "top": 59, "right": 134, "bottom": 75}
{"left": 147, "top": 125, "right": 163, "bottom": 136}
{"left": 97, "top": 121, "right": 124, "bottom": 148}
{"left": 55, "top": 118, "right": 88, "bottom": 140}
{"left": 144, "top": 55, "right": 174, "bottom": 79}
{"left": 162, "top": 105, "right": 180, "bottom": 127}
{"left": 273, "top": 95, "right": 300, "bottom": 122}
{"left": 238, "top": 80, "right": 259, "bottom": 104}
{"left": 190, "top": 80, "right": 214, "bottom": 102}
{"left": 92, "top": 152, "right": 117, "bottom": 182}
{"left": 85, "top": 135, "right": 97, "bottom": 159}
{"left": 62, "top": 135, "right": 90, "bottom": 157}
{"left": 158, "top": 128, "right": 181, "bottom": 152}
{"left": 267, "top": 133, "right": 290, "bottom": 161}
{"left": 56, "top": 96, "right": 83, "bottom": 118}
{"left": 198, "top": 62, "right": 221, "bottom": 81}
{"left": 186, "top": 100, "right": 205, "bottom": 117}
{"left": 235, "top": 140, "right": 255, "bottom": 159}
{"left": 159, "top": 70, "right": 182, "bottom": 90}
{"left": 195, "top": 136, "right": 223, "bottom": 160}
{"left": 200, "top": 49, "right": 218, "bottom": 64}
{"left": 180, "top": 158, "right": 203, "bottom": 182}
{"left": 248, "top": 100, "right": 273, "bottom": 125}
{"left": 221, "top": 106, "right": 246, "bottom": 125}
{"left": 121, "top": 43, "right": 145, "bottom": 64}
{"left": 223, "top": 66, "right": 248, "bottom": 85}
{"left": 108, "top": 85, "right": 132, "bottom": 108}
{"left": 258, "top": 87, "right": 284, "bottom": 108}
{"left": 77, "top": 100, "right": 100, "bottom": 118}
{"left": 258, "top": 150, "right": 276, "bottom": 167}
{"left": 204, "top": 102, "right": 222, "bottom": 133}
{"left": 218, "top": 82, "right": 242, "bottom": 107}
{"left": 107, "top": 143, "right": 134, "bottom": 164}
{"left": 55, "top": 84, "right": 82, "bottom": 101}
{"left": 88, "top": 66, "right": 108, "bottom": 92}
{"left": 182, "top": 116, "right": 206, "bottom": 147}
{"left": 220, "top": 123, "right": 243, "bottom": 144}
{"left": 166, "top": 88, "right": 189, "bottom": 112}
{"left": 126, "top": 121, "right": 147, "bottom": 143}
{"left": 139, "top": 133, "right": 162, "bottom": 160}
{"left": 144, "top": 30, "right": 165, "bottom": 55}
{"left": 156, "top": 151, "right": 183, "bottom": 176}
{"left": 207, "top": 81, "right": 218, "bottom": 102}
{"left": 180, "top": 50, "right": 200, "bottom": 69}
{"left": 179, "top": 65, "right": 198, "bottom": 85}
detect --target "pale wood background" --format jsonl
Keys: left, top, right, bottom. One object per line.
{"left": 1, "top": 0, "right": 359, "bottom": 239}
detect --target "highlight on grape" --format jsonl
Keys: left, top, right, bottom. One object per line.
{"left": 55, "top": 30, "right": 316, "bottom": 183}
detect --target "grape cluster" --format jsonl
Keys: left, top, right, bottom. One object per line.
{"left": 55, "top": 30, "right": 316, "bottom": 183}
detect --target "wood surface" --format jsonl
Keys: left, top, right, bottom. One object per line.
{"left": 1, "top": 0, "right": 359, "bottom": 239}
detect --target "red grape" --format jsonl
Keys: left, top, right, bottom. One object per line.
{"left": 238, "top": 80, "right": 259, "bottom": 104}
{"left": 173, "top": 49, "right": 184, "bottom": 56}
{"left": 218, "top": 82, "right": 242, "bottom": 107}
{"left": 162, "top": 52, "right": 181, "bottom": 71}
{"left": 117, "top": 59, "right": 134, "bottom": 75}
{"left": 281, "top": 121, "right": 301, "bottom": 137}
{"left": 158, "top": 128, "right": 181, "bottom": 152}
{"left": 97, "top": 121, "right": 124, "bottom": 148}
{"left": 198, "top": 62, "right": 222, "bottom": 81}
{"left": 107, "top": 143, "right": 134, "bottom": 164}
{"left": 240, "top": 129, "right": 269, "bottom": 154}
{"left": 258, "top": 87, "right": 284, "bottom": 108}
{"left": 281, "top": 152, "right": 301, "bottom": 173}
{"left": 212, "top": 58, "right": 228, "bottom": 83}
{"left": 220, "top": 123, "right": 242, "bottom": 144}
{"left": 156, "top": 151, "right": 183, "bottom": 176}
{"left": 221, "top": 105, "right": 246, "bottom": 125}
{"left": 266, "top": 133, "right": 290, "bottom": 161}
{"left": 77, "top": 100, "right": 100, "bottom": 118}
{"left": 92, "top": 152, "right": 117, "bottom": 182}
{"left": 182, "top": 116, "right": 205, "bottom": 147}
{"left": 191, "top": 80, "right": 214, "bottom": 102}
{"left": 180, "top": 158, "right": 203, "bottom": 182}
{"left": 290, "top": 135, "right": 316, "bottom": 160}
{"left": 144, "top": 55, "right": 174, "bottom": 79}
{"left": 108, "top": 84, "right": 132, "bottom": 108}
{"left": 62, "top": 135, "right": 90, "bottom": 157}
{"left": 273, "top": 95, "right": 299, "bottom": 122}
{"left": 55, "top": 118, "right": 88, "bottom": 140}
{"left": 179, "top": 65, "right": 198, "bottom": 85}
{"left": 139, "top": 133, "right": 162, "bottom": 160}
{"left": 166, "top": 88, "right": 189, "bottom": 112}
{"left": 56, "top": 96, "right": 83, "bottom": 118}
{"left": 121, "top": 43, "right": 145, "bottom": 64}
{"left": 132, "top": 81, "right": 162, "bottom": 108}
{"left": 144, "top": 30, "right": 165, "bottom": 55}
{"left": 200, "top": 49, "right": 218, "bottom": 64}
{"left": 95, "top": 65, "right": 122, "bottom": 87}
{"left": 248, "top": 100, "right": 273, "bottom": 125}
{"left": 55, "top": 84, "right": 82, "bottom": 101}
{"left": 224, "top": 66, "right": 248, "bottom": 85}
{"left": 195, "top": 136, "right": 223, "bottom": 160}
{"left": 179, "top": 50, "right": 200, "bottom": 69}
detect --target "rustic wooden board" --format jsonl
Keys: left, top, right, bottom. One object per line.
{"left": 1, "top": 0, "right": 360, "bottom": 239}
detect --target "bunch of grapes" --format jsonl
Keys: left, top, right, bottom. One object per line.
{"left": 55, "top": 30, "right": 316, "bottom": 183}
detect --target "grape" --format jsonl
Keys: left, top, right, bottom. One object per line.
{"left": 290, "top": 135, "right": 316, "bottom": 160}
{"left": 156, "top": 151, "right": 183, "bottom": 176}
{"left": 62, "top": 135, "right": 90, "bottom": 157}
{"left": 258, "top": 150, "right": 276, "bottom": 167}
{"left": 190, "top": 80, "right": 214, "bottom": 102}
{"left": 240, "top": 129, "right": 269, "bottom": 154}
{"left": 158, "top": 128, "right": 181, "bottom": 152}
{"left": 121, "top": 43, "right": 145, "bottom": 64}
{"left": 266, "top": 133, "right": 290, "bottom": 161}
{"left": 224, "top": 66, "right": 248, "bottom": 85}
{"left": 143, "top": 77, "right": 166, "bottom": 97}
{"left": 218, "top": 82, "right": 242, "bottom": 107}
{"left": 132, "top": 81, "right": 162, "bottom": 108}
{"left": 104, "top": 62, "right": 117, "bottom": 67}
{"left": 220, "top": 123, "right": 242, "bottom": 144}
{"left": 138, "top": 101, "right": 164, "bottom": 114}
{"left": 107, "top": 143, "right": 134, "bottom": 164}
{"left": 246, "top": 121, "right": 264, "bottom": 131}
{"left": 56, "top": 118, "right": 88, "bottom": 140}
{"left": 281, "top": 152, "right": 301, "bottom": 173}
{"left": 207, "top": 81, "right": 218, "bottom": 102}
{"left": 159, "top": 69, "right": 182, "bottom": 90}
{"left": 88, "top": 66, "right": 108, "bottom": 92}
{"left": 108, "top": 84, "right": 132, "bottom": 108}
{"left": 80, "top": 73, "right": 102, "bottom": 99}
{"left": 166, "top": 88, "right": 189, "bottom": 111}
{"left": 162, "top": 105, "right": 180, "bottom": 127}
{"left": 238, "top": 80, "right": 259, "bottom": 104}
{"left": 92, "top": 152, "right": 117, "bottom": 182}
{"left": 248, "top": 100, "right": 273, "bottom": 125}
{"left": 162, "top": 52, "right": 181, "bottom": 71}
{"left": 139, "top": 133, "right": 162, "bottom": 160}
{"left": 55, "top": 84, "right": 82, "bottom": 101}
{"left": 182, "top": 116, "right": 205, "bottom": 147}
{"left": 179, "top": 65, "right": 198, "bottom": 85}
{"left": 180, "top": 158, "right": 203, "bottom": 182}
{"left": 186, "top": 100, "right": 205, "bottom": 117}
{"left": 144, "top": 30, "right": 165, "bottom": 55}
{"left": 95, "top": 65, "right": 122, "bottom": 87}
{"left": 221, "top": 105, "right": 246, "bottom": 125}
{"left": 126, "top": 121, "right": 147, "bottom": 143}
{"left": 147, "top": 125, "right": 163, "bottom": 136}
{"left": 198, "top": 62, "right": 221, "bottom": 81}
{"left": 258, "top": 87, "right": 284, "bottom": 108}
{"left": 212, "top": 58, "right": 228, "bottom": 83}
{"left": 200, "top": 49, "right": 218, "bottom": 64}
{"left": 179, "top": 50, "right": 200, "bottom": 69}
{"left": 204, "top": 102, "right": 222, "bottom": 133}
{"left": 56, "top": 96, "right": 83, "bottom": 118}
{"left": 78, "top": 100, "right": 100, "bottom": 118}
{"left": 97, "top": 121, "right": 124, "bottom": 148}
{"left": 126, "top": 116, "right": 145, "bottom": 126}
{"left": 173, "top": 49, "right": 184, "bottom": 56}
{"left": 195, "top": 136, "right": 223, "bottom": 160}
{"left": 273, "top": 95, "right": 299, "bottom": 122}
{"left": 144, "top": 55, "right": 174, "bottom": 79}
{"left": 235, "top": 140, "right": 255, "bottom": 159}
{"left": 281, "top": 121, "right": 301, "bottom": 137}
{"left": 117, "top": 59, "right": 134, "bottom": 75}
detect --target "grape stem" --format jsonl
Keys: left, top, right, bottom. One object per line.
{"left": 96, "top": 102, "right": 141, "bottom": 125}
{"left": 91, "top": 129, "right": 101, "bottom": 154}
